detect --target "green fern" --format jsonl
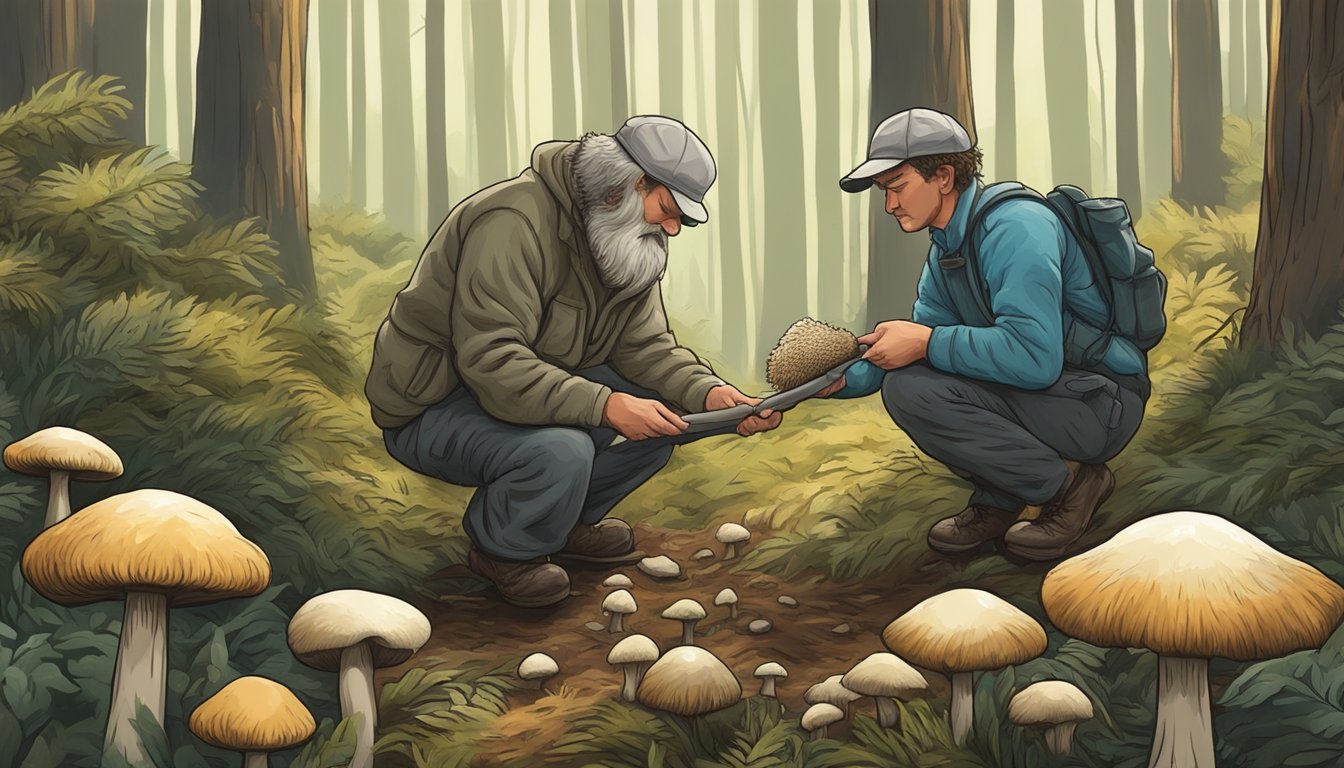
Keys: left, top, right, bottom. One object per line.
{"left": 0, "top": 71, "right": 131, "bottom": 168}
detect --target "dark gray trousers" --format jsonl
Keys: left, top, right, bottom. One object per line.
{"left": 383, "top": 366, "right": 731, "bottom": 561}
{"left": 882, "top": 363, "right": 1146, "bottom": 509}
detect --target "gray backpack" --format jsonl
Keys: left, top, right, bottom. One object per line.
{"left": 937, "top": 182, "right": 1168, "bottom": 368}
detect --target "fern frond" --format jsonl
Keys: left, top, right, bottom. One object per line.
{"left": 0, "top": 71, "right": 131, "bottom": 161}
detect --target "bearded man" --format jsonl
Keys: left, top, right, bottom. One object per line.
{"left": 366, "top": 116, "right": 780, "bottom": 608}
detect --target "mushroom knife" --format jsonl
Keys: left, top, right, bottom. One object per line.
{"left": 677, "top": 347, "right": 867, "bottom": 434}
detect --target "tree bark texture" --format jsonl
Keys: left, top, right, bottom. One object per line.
{"left": 319, "top": 0, "right": 349, "bottom": 202}
{"left": 714, "top": 0, "right": 747, "bottom": 366}
{"left": 1170, "top": 0, "right": 1226, "bottom": 209}
{"left": 1241, "top": 1, "right": 1344, "bottom": 347}
{"left": 193, "top": 0, "right": 315, "bottom": 296}
{"left": 994, "top": 0, "right": 1016, "bottom": 180}
{"left": 426, "top": 0, "right": 448, "bottom": 223}
{"left": 813, "top": 0, "right": 844, "bottom": 322}
{"left": 1141, "top": 0, "right": 1173, "bottom": 207}
{"left": 548, "top": 0, "right": 576, "bottom": 138}
{"left": 1043, "top": 0, "right": 1092, "bottom": 190}
{"left": 91, "top": 0, "right": 147, "bottom": 144}
{"left": 1246, "top": 0, "right": 1263, "bottom": 118}
{"left": 1116, "top": 0, "right": 1143, "bottom": 207}
{"left": 175, "top": 0, "right": 192, "bottom": 159}
{"left": 0, "top": 0, "right": 94, "bottom": 110}
{"left": 379, "top": 0, "right": 415, "bottom": 233}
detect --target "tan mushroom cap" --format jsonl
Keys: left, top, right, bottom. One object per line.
{"left": 662, "top": 598, "right": 707, "bottom": 621}
{"left": 287, "top": 589, "right": 431, "bottom": 671}
{"left": 603, "top": 589, "right": 637, "bottom": 614}
{"left": 1041, "top": 511, "right": 1344, "bottom": 661}
{"left": 754, "top": 662, "right": 787, "bottom": 679}
{"left": 188, "top": 676, "right": 316, "bottom": 752}
{"left": 715, "top": 523, "right": 750, "bottom": 544}
{"left": 804, "top": 675, "right": 861, "bottom": 707}
{"left": 714, "top": 588, "right": 738, "bottom": 606}
{"left": 882, "top": 588, "right": 1047, "bottom": 673}
{"left": 21, "top": 489, "right": 270, "bottom": 607}
{"left": 841, "top": 652, "right": 928, "bottom": 697}
{"left": 1007, "top": 681, "right": 1093, "bottom": 727}
{"left": 637, "top": 645, "right": 741, "bottom": 716}
{"left": 801, "top": 702, "right": 845, "bottom": 731}
{"left": 4, "top": 426, "right": 123, "bottom": 481}
{"left": 608, "top": 634, "right": 659, "bottom": 665}
{"left": 518, "top": 652, "right": 559, "bottom": 680}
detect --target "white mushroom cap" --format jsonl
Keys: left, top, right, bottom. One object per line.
{"left": 1008, "top": 681, "right": 1093, "bottom": 727}
{"left": 662, "top": 598, "right": 707, "bottom": 621}
{"left": 602, "top": 574, "right": 634, "bottom": 588}
{"left": 518, "top": 652, "right": 559, "bottom": 681}
{"left": 637, "top": 645, "right": 741, "bottom": 716}
{"left": 841, "top": 652, "right": 928, "bottom": 698}
{"left": 754, "top": 662, "right": 788, "bottom": 679}
{"left": 287, "top": 590, "right": 431, "bottom": 671}
{"left": 714, "top": 588, "right": 739, "bottom": 607}
{"left": 804, "top": 675, "right": 861, "bottom": 707}
{"left": 607, "top": 634, "right": 659, "bottom": 665}
{"left": 4, "top": 426, "right": 123, "bottom": 480}
{"left": 603, "top": 589, "right": 637, "bottom": 615}
{"left": 882, "top": 588, "right": 1047, "bottom": 673}
{"left": 715, "top": 523, "right": 750, "bottom": 544}
{"left": 801, "top": 702, "right": 845, "bottom": 731}
{"left": 1042, "top": 511, "right": 1344, "bottom": 661}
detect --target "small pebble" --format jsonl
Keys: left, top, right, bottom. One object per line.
{"left": 585, "top": 622, "right": 605, "bottom": 632}
{"left": 832, "top": 623, "right": 850, "bottom": 634}
{"left": 638, "top": 555, "right": 681, "bottom": 579}
{"left": 602, "top": 574, "right": 633, "bottom": 588}
{"left": 778, "top": 595, "right": 798, "bottom": 607}
{"left": 691, "top": 548, "right": 715, "bottom": 560}
{"left": 748, "top": 619, "right": 773, "bottom": 634}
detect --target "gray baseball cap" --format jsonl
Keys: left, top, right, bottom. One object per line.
{"left": 839, "top": 108, "right": 972, "bottom": 192}
{"left": 614, "top": 115, "right": 715, "bottom": 226}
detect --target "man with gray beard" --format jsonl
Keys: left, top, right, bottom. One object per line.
{"left": 367, "top": 116, "right": 779, "bottom": 607}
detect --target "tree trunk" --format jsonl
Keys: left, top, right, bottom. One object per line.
{"left": 92, "top": 0, "right": 147, "bottom": 144}
{"left": 426, "top": 0, "right": 448, "bottom": 222}
{"left": 350, "top": 0, "right": 366, "bottom": 208}
{"left": 608, "top": 0, "right": 628, "bottom": 127}
{"left": 865, "top": 0, "right": 975, "bottom": 329}
{"left": 1245, "top": 0, "right": 1264, "bottom": 119}
{"left": 146, "top": 0, "right": 165, "bottom": 147}
{"left": 1241, "top": 1, "right": 1344, "bottom": 347}
{"left": 846, "top": 2, "right": 865, "bottom": 325}
{"left": 380, "top": 0, "right": 415, "bottom": 233}
{"left": 1116, "top": 0, "right": 1142, "bottom": 207}
{"left": 1141, "top": 0, "right": 1172, "bottom": 207}
{"left": 657, "top": 0, "right": 682, "bottom": 117}
{"left": 319, "top": 0, "right": 348, "bottom": 203}
{"left": 715, "top": 0, "right": 747, "bottom": 368}
{"left": 193, "top": 0, "right": 314, "bottom": 297}
{"left": 1171, "top": 0, "right": 1225, "bottom": 209}
{"left": 1043, "top": 0, "right": 1091, "bottom": 190}
{"left": 470, "top": 0, "right": 508, "bottom": 184}
{"left": 1229, "top": 0, "right": 1245, "bottom": 116}
{"left": 548, "top": 0, "right": 576, "bottom": 137}
{"left": 813, "top": 0, "right": 844, "bottom": 322}
{"left": 757, "top": 0, "right": 808, "bottom": 357}
{"left": 175, "top": 0, "right": 193, "bottom": 160}
{"left": 0, "top": 0, "right": 94, "bottom": 110}
{"left": 994, "top": 0, "right": 1016, "bottom": 180}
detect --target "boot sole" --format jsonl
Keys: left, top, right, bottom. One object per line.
{"left": 550, "top": 548, "right": 647, "bottom": 567}
{"left": 1004, "top": 472, "right": 1116, "bottom": 561}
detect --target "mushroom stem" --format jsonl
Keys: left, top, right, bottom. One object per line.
{"left": 681, "top": 621, "right": 696, "bottom": 646}
{"left": 244, "top": 752, "right": 268, "bottom": 768}
{"left": 105, "top": 591, "right": 168, "bottom": 764}
{"left": 760, "top": 678, "right": 776, "bottom": 698}
{"left": 339, "top": 641, "right": 377, "bottom": 768}
{"left": 1045, "top": 723, "right": 1078, "bottom": 754}
{"left": 724, "top": 543, "right": 737, "bottom": 559}
{"left": 620, "top": 664, "right": 640, "bottom": 702}
{"left": 874, "top": 696, "right": 900, "bottom": 729}
{"left": 950, "top": 672, "right": 973, "bottom": 745}
{"left": 810, "top": 725, "right": 827, "bottom": 740}
{"left": 727, "top": 605, "right": 737, "bottom": 619}
{"left": 44, "top": 469, "right": 70, "bottom": 528}
{"left": 1148, "top": 656, "right": 1214, "bottom": 768}
{"left": 608, "top": 613, "right": 624, "bottom": 633}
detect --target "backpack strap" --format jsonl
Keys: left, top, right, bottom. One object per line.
{"left": 1044, "top": 190, "right": 1117, "bottom": 364}
{"left": 939, "top": 183, "right": 1047, "bottom": 327}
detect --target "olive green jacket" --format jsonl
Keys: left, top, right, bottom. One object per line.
{"left": 365, "top": 141, "right": 723, "bottom": 430}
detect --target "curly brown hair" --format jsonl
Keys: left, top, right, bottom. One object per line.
{"left": 903, "top": 147, "right": 984, "bottom": 193}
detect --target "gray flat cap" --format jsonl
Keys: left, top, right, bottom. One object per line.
{"left": 614, "top": 115, "right": 715, "bottom": 225}
{"left": 840, "top": 108, "right": 972, "bottom": 192}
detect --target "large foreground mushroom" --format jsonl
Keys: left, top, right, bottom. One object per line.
{"left": 881, "top": 588, "right": 1046, "bottom": 745}
{"left": 189, "top": 676, "right": 316, "bottom": 767}
{"left": 1042, "top": 511, "right": 1344, "bottom": 768}
{"left": 21, "top": 489, "right": 270, "bottom": 764}
{"left": 287, "top": 590, "right": 431, "bottom": 768}
{"left": 4, "top": 426, "right": 122, "bottom": 527}
{"left": 637, "top": 645, "right": 741, "bottom": 716}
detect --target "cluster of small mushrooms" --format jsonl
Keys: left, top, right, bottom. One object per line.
{"left": 6, "top": 427, "right": 432, "bottom": 768}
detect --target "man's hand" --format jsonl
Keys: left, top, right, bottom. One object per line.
{"left": 737, "top": 408, "right": 782, "bottom": 436}
{"left": 602, "top": 392, "right": 689, "bottom": 441}
{"left": 858, "top": 321, "right": 933, "bottom": 369}
{"left": 704, "top": 384, "right": 761, "bottom": 411}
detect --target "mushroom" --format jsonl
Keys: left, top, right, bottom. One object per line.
{"left": 715, "top": 523, "right": 750, "bottom": 559}
{"left": 188, "top": 676, "right": 316, "bottom": 768}
{"left": 4, "top": 426, "right": 122, "bottom": 527}
{"left": 287, "top": 589, "right": 431, "bottom": 768}
{"left": 801, "top": 703, "right": 844, "bottom": 740}
{"left": 881, "top": 588, "right": 1046, "bottom": 745}
{"left": 637, "top": 645, "right": 741, "bottom": 716}
{"left": 602, "top": 573, "right": 633, "bottom": 588}
{"left": 1007, "top": 680, "right": 1093, "bottom": 755}
{"left": 753, "top": 662, "right": 788, "bottom": 698}
{"left": 841, "top": 652, "right": 928, "bottom": 729}
{"left": 662, "top": 598, "right": 707, "bottom": 646}
{"left": 714, "top": 588, "right": 739, "bottom": 619}
{"left": 803, "top": 674, "right": 861, "bottom": 716}
{"left": 21, "top": 489, "right": 270, "bottom": 765}
{"left": 602, "top": 589, "right": 637, "bottom": 633}
{"left": 607, "top": 634, "right": 659, "bottom": 702}
{"left": 1041, "top": 511, "right": 1344, "bottom": 768}
{"left": 518, "top": 652, "right": 559, "bottom": 689}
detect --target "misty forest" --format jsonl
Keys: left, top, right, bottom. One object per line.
{"left": 1, "top": 0, "right": 1343, "bottom": 766}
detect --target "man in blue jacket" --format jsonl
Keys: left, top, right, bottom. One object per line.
{"left": 826, "top": 108, "right": 1149, "bottom": 561}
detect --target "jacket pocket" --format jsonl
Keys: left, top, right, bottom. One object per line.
{"left": 535, "top": 297, "right": 586, "bottom": 362}
{"left": 368, "top": 320, "right": 455, "bottom": 410}
{"left": 1063, "top": 371, "right": 1123, "bottom": 430}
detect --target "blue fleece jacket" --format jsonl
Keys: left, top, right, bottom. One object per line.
{"left": 836, "top": 179, "right": 1147, "bottom": 398}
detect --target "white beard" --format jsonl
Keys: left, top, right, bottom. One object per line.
{"left": 583, "top": 184, "right": 669, "bottom": 293}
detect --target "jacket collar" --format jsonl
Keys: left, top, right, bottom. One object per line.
{"left": 930, "top": 178, "right": 981, "bottom": 253}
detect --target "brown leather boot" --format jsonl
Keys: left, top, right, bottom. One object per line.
{"left": 927, "top": 504, "right": 1023, "bottom": 554}
{"left": 467, "top": 547, "right": 571, "bottom": 608}
{"left": 1004, "top": 462, "right": 1115, "bottom": 561}
{"left": 552, "top": 518, "right": 643, "bottom": 566}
